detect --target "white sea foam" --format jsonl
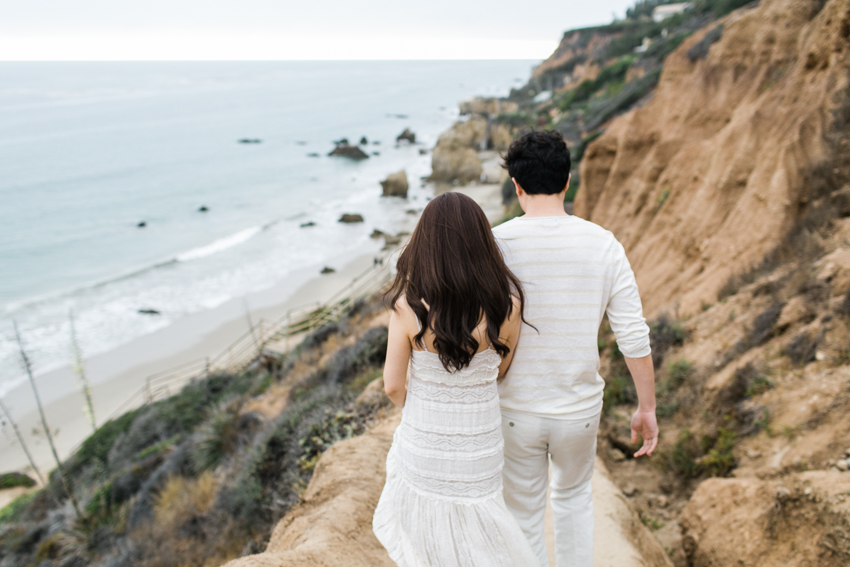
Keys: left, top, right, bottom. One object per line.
{"left": 176, "top": 226, "right": 263, "bottom": 262}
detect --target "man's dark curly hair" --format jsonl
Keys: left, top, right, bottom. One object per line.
{"left": 502, "top": 130, "right": 571, "bottom": 195}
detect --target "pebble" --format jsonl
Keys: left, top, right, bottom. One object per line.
{"left": 745, "top": 448, "right": 762, "bottom": 459}
{"left": 837, "top": 459, "right": 849, "bottom": 471}
{"left": 655, "top": 495, "right": 669, "bottom": 508}
{"left": 622, "top": 483, "right": 639, "bottom": 497}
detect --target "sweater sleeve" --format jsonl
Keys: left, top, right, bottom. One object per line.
{"left": 606, "top": 241, "right": 651, "bottom": 359}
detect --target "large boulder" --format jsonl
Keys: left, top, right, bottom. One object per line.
{"left": 429, "top": 118, "right": 488, "bottom": 183}
{"left": 329, "top": 141, "right": 369, "bottom": 160}
{"left": 430, "top": 146, "right": 482, "bottom": 184}
{"left": 681, "top": 472, "right": 850, "bottom": 566}
{"left": 380, "top": 170, "right": 408, "bottom": 198}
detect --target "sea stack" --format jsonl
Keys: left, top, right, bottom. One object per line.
{"left": 380, "top": 170, "right": 409, "bottom": 198}
{"left": 396, "top": 128, "right": 416, "bottom": 144}
{"left": 328, "top": 140, "right": 369, "bottom": 160}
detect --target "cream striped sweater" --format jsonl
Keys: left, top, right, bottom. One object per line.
{"left": 493, "top": 215, "right": 651, "bottom": 418}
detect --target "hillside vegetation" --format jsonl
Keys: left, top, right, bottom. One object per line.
{"left": 0, "top": 301, "right": 391, "bottom": 567}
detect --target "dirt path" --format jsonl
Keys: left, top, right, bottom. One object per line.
{"left": 224, "top": 402, "right": 671, "bottom": 567}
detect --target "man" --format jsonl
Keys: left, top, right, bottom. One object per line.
{"left": 493, "top": 130, "right": 658, "bottom": 567}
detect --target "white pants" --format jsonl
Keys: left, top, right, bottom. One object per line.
{"left": 501, "top": 409, "right": 601, "bottom": 567}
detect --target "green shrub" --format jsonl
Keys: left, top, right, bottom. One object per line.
{"left": 649, "top": 315, "right": 687, "bottom": 368}
{"left": 660, "top": 429, "right": 702, "bottom": 477}
{"left": 666, "top": 359, "right": 694, "bottom": 390}
{"left": 0, "top": 491, "right": 38, "bottom": 524}
{"left": 700, "top": 428, "right": 738, "bottom": 476}
{"left": 0, "top": 472, "right": 36, "bottom": 490}
{"left": 190, "top": 402, "right": 242, "bottom": 473}
{"left": 603, "top": 375, "right": 636, "bottom": 413}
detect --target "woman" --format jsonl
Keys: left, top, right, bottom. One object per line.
{"left": 372, "top": 192, "right": 538, "bottom": 566}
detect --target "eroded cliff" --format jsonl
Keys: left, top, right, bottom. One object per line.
{"left": 576, "top": 0, "right": 850, "bottom": 317}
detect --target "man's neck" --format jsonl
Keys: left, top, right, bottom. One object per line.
{"left": 520, "top": 194, "right": 569, "bottom": 218}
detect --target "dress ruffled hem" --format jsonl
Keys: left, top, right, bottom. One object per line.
{"left": 373, "top": 449, "right": 538, "bottom": 567}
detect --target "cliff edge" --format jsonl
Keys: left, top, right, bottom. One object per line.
{"left": 576, "top": 0, "right": 850, "bottom": 317}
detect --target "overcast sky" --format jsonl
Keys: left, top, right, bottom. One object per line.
{"left": 1, "top": 0, "right": 638, "bottom": 60}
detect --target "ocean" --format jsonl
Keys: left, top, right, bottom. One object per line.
{"left": 0, "top": 60, "right": 535, "bottom": 396}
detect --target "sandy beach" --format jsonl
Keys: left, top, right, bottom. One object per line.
{"left": 0, "top": 184, "right": 504, "bottom": 501}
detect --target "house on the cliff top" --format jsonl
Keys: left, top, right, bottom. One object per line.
{"left": 652, "top": 2, "right": 693, "bottom": 22}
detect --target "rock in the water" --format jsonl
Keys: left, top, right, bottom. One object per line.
{"left": 380, "top": 170, "right": 409, "bottom": 198}
{"left": 137, "top": 221, "right": 146, "bottom": 228}
{"left": 198, "top": 205, "right": 209, "bottom": 212}
{"left": 370, "top": 229, "right": 386, "bottom": 239}
{"left": 328, "top": 141, "right": 369, "bottom": 160}
{"left": 307, "top": 152, "right": 320, "bottom": 157}
{"left": 338, "top": 214, "right": 364, "bottom": 223}
{"left": 300, "top": 221, "right": 316, "bottom": 228}
{"left": 396, "top": 128, "right": 416, "bottom": 144}
{"left": 138, "top": 308, "right": 160, "bottom": 315}
{"left": 372, "top": 151, "right": 380, "bottom": 156}
{"left": 419, "top": 148, "right": 428, "bottom": 155}
{"left": 359, "top": 136, "right": 368, "bottom": 145}
{"left": 405, "top": 209, "right": 419, "bottom": 215}
{"left": 320, "top": 266, "right": 336, "bottom": 274}
{"left": 238, "top": 138, "right": 262, "bottom": 144}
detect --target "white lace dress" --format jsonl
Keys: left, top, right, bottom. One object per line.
{"left": 372, "top": 346, "right": 538, "bottom": 566}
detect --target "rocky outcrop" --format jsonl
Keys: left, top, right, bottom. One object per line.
{"left": 459, "top": 97, "right": 518, "bottom": 116}
{"left": 430, "top": 117, "right": 514, "bottom": 183}
{"left": 396, "top": 128, "right": 415, "bottom": 144}
{"left": 680, "top": 473, "right": 850, "bottom": 566}
{"left": 329, "top": 141, "right": 369, "bottom": 160}
{"left": 575, "top": 0, "right": 850, "bottom": 317}
{"left": 380, "top": 170, "right": 408, "bottom": 197}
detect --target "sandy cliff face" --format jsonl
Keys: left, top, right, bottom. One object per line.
{"left": 575, "top": 0, "right": 850, "bottom": 317}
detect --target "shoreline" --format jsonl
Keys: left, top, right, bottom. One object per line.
{"left": 0, "top": 182, "right": 505, "bottom": 486}
{"left": 0, "top": 241, "right": 383, "bottom": 479}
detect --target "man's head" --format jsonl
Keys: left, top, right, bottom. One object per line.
{"left": 503, "top": 130, "right": 571, "bottom": 196}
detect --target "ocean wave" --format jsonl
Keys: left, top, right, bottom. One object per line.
{"left": 176, "top": 226, "right": 263, "bottom": 262}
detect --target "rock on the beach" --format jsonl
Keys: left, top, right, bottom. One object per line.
{"left": 380, "top": 170, "right": 409, "bottom": 198}
{"left": 396, "top": 128, "right": 416, "bottom": 144}
{"left": 328, "top": 141, "right": 369, "bottom": 160}
{"left": 338, "top": 214, "right": 364, "bottom": 223}
{"left": 430, "top": 145, "right": 482, "bottom": 184}
{"left": 138, "top": 308, "right": 160, "bottom": 315}
{"left": 321, "top": 266, "right": 336, "bottom": 274}
{"left": 370, "top": 229, "right": 386, "bottom": 239}
{"left": 359, "top": 136, "right": 368, "bottom": 145}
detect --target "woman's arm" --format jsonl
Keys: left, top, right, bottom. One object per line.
{"left": 497, "top": 295, "right": 523, "bottom": 379}
{"left": 383, "top": 302, "right": 413, "bottom": 408}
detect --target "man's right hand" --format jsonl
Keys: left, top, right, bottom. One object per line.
{"left": 630, "top": 409, "right": 658, "bottom": 457}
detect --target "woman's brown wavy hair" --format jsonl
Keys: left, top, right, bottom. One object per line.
{"left": 386, "top": 192, "right": 528, "bottom": 372}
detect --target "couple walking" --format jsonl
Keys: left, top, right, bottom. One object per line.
{"left": 372, "top": 131, "right": 658, "bottom": 566}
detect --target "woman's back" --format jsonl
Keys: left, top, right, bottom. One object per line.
{"left": 372, "top": 192, "right": 536, "bottom": 566}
